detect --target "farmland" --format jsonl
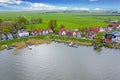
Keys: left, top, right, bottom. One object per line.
{"left": 0, "top": 11, "right": 120, "bottom": 30}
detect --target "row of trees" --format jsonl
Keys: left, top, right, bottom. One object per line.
{"left": 0, "top": 16, "right": 44, "bottom": 34}
{"left": 31, "top": 18, "right": 42, "bottom": 24}
{"left": 0, "top": 17, "right": 59, "bottom": 35}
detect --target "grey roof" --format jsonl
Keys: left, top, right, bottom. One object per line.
{"left": 112, "top": 32, "right": 120, "bottom": 37}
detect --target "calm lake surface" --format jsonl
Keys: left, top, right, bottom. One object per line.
{"left": 0, "top": 42, "right": 120, "bottom": 80}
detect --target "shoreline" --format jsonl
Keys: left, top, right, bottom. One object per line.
{"left": 0, "top": 35, "right": 120, "bottom": 51}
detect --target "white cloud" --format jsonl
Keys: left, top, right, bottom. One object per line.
{"left": 0, "top": 0, "right": 105, "bottom": 11}
{"left": 0, "top": 0, "right": 22, "bottom": 5}
{"left": 0, "top": 0, "right": 68, "bottom": 11}
{"left": 89, "top": 0, "right": 98, "bottom": 2}
{"left": 94, "top": 8, "right": 103, "bottom": 11}
{"left": 74, "top": 7, "right": 90, "bottom": 11}
{"left": 28, "top": 3, "right": 68, "bottom": 11}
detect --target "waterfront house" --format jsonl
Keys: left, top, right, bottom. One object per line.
{"left": 109, "top": 24, "right": 120, "bottom": 30}
{"left": 77, "top": 31, "right": 82, "bottom": 38}
{"left": 66, "top": 30, "right": 71, "bottom": 37}
{"left": 32, "top": 30, "right": 38, "bottom": 36}
{"left": 99, "top": 27, "right": 106, "bottom": 32}
{"left": 59, "top": 28, "right": 66, "bottom": 36}
{"left": 72, "top": 31, "right": 77, "bottom": 37}
{"left": 104, "top": 38, "right": 113, "bottom": 44}
{"left": 103, "top": 32, "right": 117, "bottom": 44}
{"left": 84, "top": 28, "right": 90, "bottom": 34}
{"left": 116, "top": 24, "right": 120, "bottom": 30}
{"left": 91, "top": 27, "right": 100, "bottom": 34}
{"left": 45, "top": 30, "right": 49, "bottom": 34}
{"left": 7, "top": 33, "right": 13, "bottom": 40}
{"left": 42, "top": 30, "right": 46, "bottom": 35}
{"left": 48, "top": 28, "right": 53, "bottom": 34}
{"left": 86, "top": 32, "right": 93, "bottom": 39}
{"left": 1, "top": 34, "right": 7, "bottom": 40}
{"left": 107, "top": 26, "right": 113, "bottom": 31}
{"left": 37, "top": 30, "right": 43, "bottom": 35}
{"left": 61, "top": 30, "right": 66, "bottom": 36}
{"left": 0, "top": 31, "right": 2, "bottom": 40}
{"left": 69, "top": 30, "right": 73, "bottom": 37}
{"left": 111, "top": 32, "right": 120, "bottom": 43}
{"left": 18, "top": 29, "right": 29, "bottom": 38}
{"left": 111, "top": 20, "right": 118, "bottom": 23}
{"left": 0, "top": 31, "right": 2, "bottom": 35}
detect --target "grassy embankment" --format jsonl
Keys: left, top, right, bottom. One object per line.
{"left": 0, "top": 34, "right": 120, "bottom": 51}
{"left": 0, "top": 34, "right": 94, "bottom": 50}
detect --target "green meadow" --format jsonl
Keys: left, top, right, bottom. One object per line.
{"left": 0, "top": 11, "right": 120, "bottom": 30}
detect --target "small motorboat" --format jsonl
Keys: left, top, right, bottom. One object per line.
{"left": 93, "top": 44, "right": 99, "bottom": 49}
{"left": 27, "top": 44, "right": 33, "bottom": 50}
{"left": 68, "top": 42, "right": 78, "bottom": 48}
{"left": 5, "top": 45, "right": 14, "bottom": 50}
{"left": 73, "top": 44, "right": 78, "bottom": 48}
{"left": 68, "top": 42, "right": 74, "bottom": 46}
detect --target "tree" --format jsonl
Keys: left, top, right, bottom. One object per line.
{"left": 15, "top": 16, "right": 28, "bottom": 29}
{"left": 38, "top": 18, "right": 42, "bottom": 23}
{"left": 30, "top": 24, "right": 34, "bottom": 31}
{"left": 2, "top": 26, "right": 11, "bottom": 34}
{"left": 60, "top": 25, "right": 65, "bottom": 29}
{"left": 53, "top": 20, "right": 57, "bottom": 28}
{"left": 95, "top": 32, "right": 105, "bottom": 44}
{"left": 1, "top": 21, "right": 14, "bottom": 32}
{"left": 0, "top": 18, "right": 3, "bottom": 24}
{"left": 31, "top": 18, "right": 43, "bottom": 24}
{"left": 48, "top": 20, "right": 57, "bottom": 32}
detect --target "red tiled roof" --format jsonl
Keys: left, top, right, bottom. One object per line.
{"left": 60, "top": 28, "right": 65, "bottom": 32}
{"left": 105, "top": 38, "right": 113, "bottom": 43}
{"left": 84, "top": 29, "right": 90, "bottom": 33}
{"left": 37, "top": 30, "right": 42, "bottom": 33}
{"left": 109, "top": 24, "right": 120, "bottom": 27}
{"left": 87, "top": 33, "right": 92, "bottom": 37}
{"left": 69, "top": 30, "right": 73, "bottom": 34}
{"left": 92, "top": 28, "right": 100, "bottom": 33}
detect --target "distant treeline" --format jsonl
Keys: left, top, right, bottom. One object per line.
{"left": 75, "top": 15, "right": 120, "bottom": 16}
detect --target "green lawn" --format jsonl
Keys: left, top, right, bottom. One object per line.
{"left": 0, "top": 12, "right": 120, "bottom": 30}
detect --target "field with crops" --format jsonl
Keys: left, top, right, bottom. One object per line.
{"left": 0, "top": 11, "right": 120, "bottom": 30}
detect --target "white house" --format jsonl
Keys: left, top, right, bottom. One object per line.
{"left": 7, "top": 33, "right": 13, "bottom": 40}
{"left": 18, "top": 30, "right": 29, "bottom": 38}
{"left": 115, "top": 24, "right": 120, "bottom": 30}
{"left": 111, "top": 32, "right": 120, "bottom": 43}
{"left": 42, "top": 30, "right": 46, "bottom": 35}
{"left": 77, "top": 32, "right": 82, "bottom": 38}
{"left": 99, "top": 27, "right": 106, "bottom": 32}
{"left": 48, "top": 29, "right": 53, "bottom": 33}
{"left": 45, "top": 30, "right": 49, "bottom": 34}
{"left": 72, "top": 32, "right": 77, "bottom": 37}
{"left": 61, "top": 31, "right": 66, "bottom": 36}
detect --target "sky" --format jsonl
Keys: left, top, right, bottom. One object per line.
{"left": 0, "top": 0, "right": 119, "bottom": 11}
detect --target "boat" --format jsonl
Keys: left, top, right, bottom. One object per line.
{"left": 93, "top": 44, "right": 99, "bottom": 49}
{"left": 5, "top": 45, "right": 14, "bottom": 50}
{"left": 27, "top": 44, "right": 33, "bottom": 50}
{"left": 68, "top": 42, "right": 78, "bottom": 48}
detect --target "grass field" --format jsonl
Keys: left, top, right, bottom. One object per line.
{"left": 0, "top": 11, "right": 120, "bottom": 30}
